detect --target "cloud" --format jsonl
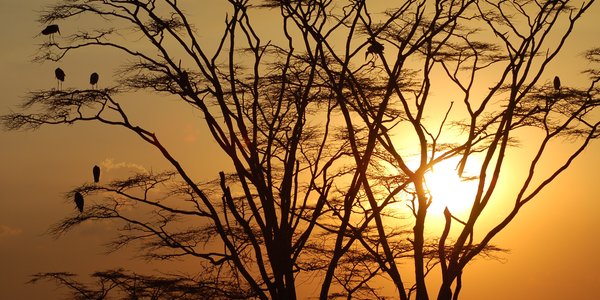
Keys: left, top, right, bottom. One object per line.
{"left": 0, "top": 225, "right": 23, "bottom": 238}
{"left": 100, "top": 158, "right": 148, "bottom": 174}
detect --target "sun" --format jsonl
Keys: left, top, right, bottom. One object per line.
{"left": 424, "top": 157, "right": 479, "bottom": 216}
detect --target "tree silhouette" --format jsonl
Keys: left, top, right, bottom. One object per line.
{"left": 3, "top": 1, "right": 599, "bottom": 299}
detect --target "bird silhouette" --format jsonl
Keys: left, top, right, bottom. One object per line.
{"left": 553, "top": 76, "right": 561, "bottom": 91}
{"left": 93, "top": 165, "right": 100, "bottom": 183}
{"left": 90, "top": 72, "right": 99, "bottom": 89}
{"left": 179, "top": 71, "right": 190, "bottom": 93}
{"left": 365, "top": 39, "right": 384, "bottom": 59}
{"left": 41, "top": 25, "right": 60, "bottom": 43}
{"left": 55, "top": 68, "right": 65, "bottom": 90}
{"left": 74, "top": 192, "right": 84, "bottom": 213}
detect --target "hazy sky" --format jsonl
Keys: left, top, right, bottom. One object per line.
{"left": 1, "top": 1, "right": 599, "bottom": 299}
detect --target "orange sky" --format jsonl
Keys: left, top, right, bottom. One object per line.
{"left": 1, "top": 1, "right": 599, "bottom": 299}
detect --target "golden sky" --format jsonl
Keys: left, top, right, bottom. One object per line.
{"left": 0, "top": 1, "right": 599, "bottom": 299}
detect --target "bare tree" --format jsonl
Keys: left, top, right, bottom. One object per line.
{"left": 3, "top": 1, "right": 599, "bottom": 299}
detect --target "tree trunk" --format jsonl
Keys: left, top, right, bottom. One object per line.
{"left": 414, "top": 178, "right": 429, "bottom": 300}
{"left": 437, "top": 282, "right": 453, "bottom": 300}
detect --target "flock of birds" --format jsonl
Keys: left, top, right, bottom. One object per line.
{"left": 41, "top": 24, "right": 100, "bottom": 213}
{"left": 73, "top": 165, "right": 100, "bottom": 213}
{"left": 41, "top": 24, "right": 561, "bottom": 92}
{"left": 44, "top": 26, "right": 561, "bottom": 214}
{"left": 40, "top": 24, "right": 101, "bottom": 213}
{"left": 43, "top": 25, "right": 100, "bottom": 90}
{"left": 54, "top": 68, "right": 99, "bottom": 90}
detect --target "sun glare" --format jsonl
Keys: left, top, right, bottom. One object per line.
{"left": 424, "top": 158, "right": 480, "bottom": 216}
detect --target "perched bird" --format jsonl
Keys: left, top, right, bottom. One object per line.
{"left": 179, "top": 71, "right": 190, "bottom": 93}
{"left": 553, "top": 76, "right": 561, "bottom": 91}
{"left": 90, "top": 72, "right": 99, "bottom": 89}
{"left": 93, "top": 165, "right": 100, "bottom": 183}
{"left": 41, "top": 25, "right": 60, "bottom": 43}
{"left": 55, "top": 67, "right": 65, "bottom": 90}
{"left": 74, "top": 192, "right": 84, "bottom": 213}
{"left": 365, "top": 39, "right": 385, "bottom": 59}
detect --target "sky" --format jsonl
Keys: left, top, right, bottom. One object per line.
{"left": 0, "top": 1, "right": 599, "bottom": 299}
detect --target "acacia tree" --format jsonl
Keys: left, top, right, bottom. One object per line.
{"left": 3, "top": 0, "right": 599, "bottom": 299}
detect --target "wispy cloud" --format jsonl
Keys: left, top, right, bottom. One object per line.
{"left": 0, "top": 225, "right": 22, "bottom": 238}
{"left": 100, "top": 158, "right": 148, "bottom": 173}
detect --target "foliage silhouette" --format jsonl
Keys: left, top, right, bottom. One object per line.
{"left": 3, "top": 0, "right": 599, "bottom": 299}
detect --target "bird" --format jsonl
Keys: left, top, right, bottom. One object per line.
{"left": 74, "top": 192, "right": 84, "bottom": 213}
{"left": 55, "top": 67, "right": 65, "bottom": 90}
{"left": 90, "top": 72, "right": 99, "bottom": 89}
{"left": 365, "top": 39, "right": 385, "bottom": 59}
{"left": 179, "top": 71, "right": 190, "bottom": 92}
{"left": 41, "top": 25, "right": 60, "bottom": 43}
{"left": 553, "top": 76, "right": 561, "bottom": 91}
{"left": 93, "top": 165, "right": 100, "bottom": 183}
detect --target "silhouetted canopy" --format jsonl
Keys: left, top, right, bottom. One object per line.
{"left": 90, "top": 72, "right": 99, "bottom": 87}
{"left": 74, "top": 192, "right": 84, "bottom": 213}
{"left": 41, "top": 24, "right": 60, "bottom": 35}
{"left": 93, "top": 165, "right": 100, "bottom": 183}
{"left": 553, "top": 76, "right": 561, "bottom": 90}
{"left": 55, "top": 68, "right": 65, "bottom": 82}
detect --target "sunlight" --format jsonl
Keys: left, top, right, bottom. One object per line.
{"left": 424, "top": 157, "right": 480, "bottom": 216}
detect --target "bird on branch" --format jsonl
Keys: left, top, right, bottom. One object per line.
{"left": 553, "top": 76, "right": 561, "bottom": 91}
{"left": 41, "top": 25, "right": 60, "bottom": 43}
{"left": 365, "top": 39, "right": 385, "bottom": 59}
{"left": 179, "top": 71, "right": 189, "bottom": 90}
{"left": 55, "top": 68, "right": 65, "bottom": 90}
{"left": 74, "top": 192, "right": 84, "bottom": 213}
{"left": 93, "top": 165, "right": 100, "bottom": 183}
{"left": 90, "top": 72, "right": 99, "bottom": 89}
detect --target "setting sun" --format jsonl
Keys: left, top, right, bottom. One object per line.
{"left": 424, "top": 157, "right": 479, "bottom": 216}
{"left": 2, "top": 1, "right": 599, "bottom": 299}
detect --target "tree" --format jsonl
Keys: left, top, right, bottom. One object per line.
{"left": 3, "top": 0, "right": 599, "bottom": 299}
